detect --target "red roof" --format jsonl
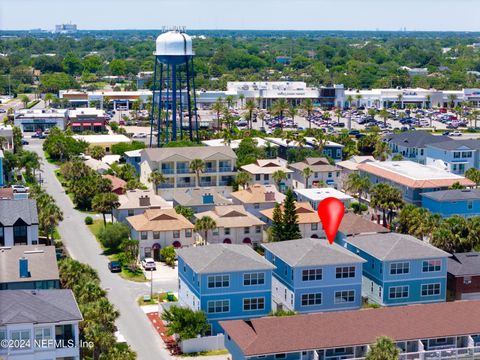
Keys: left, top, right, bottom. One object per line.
{"left": 103, "top": 175, "right": 127, "bottom": 192}
{"left": 220, "top": 300, "right": 480, "bottom": 356}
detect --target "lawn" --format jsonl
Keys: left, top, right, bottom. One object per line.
{"left": 180, "top": 349, "right": 229, "bottom": 357}
{"left": 87, "top": 220, "right": 146, "bottom": 282}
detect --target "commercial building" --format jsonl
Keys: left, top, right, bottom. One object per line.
{"left": 358, "top": 160, "right": 474, "bottom": 206}
{"left": 262, "top": 238, "right": 365, "bottom": 313}
{"left": 221, "top": 300, "right": 480, "bottom": 360}
{"left": 59, "top": 90, "right": 152, "bottom": 110}
{"left": 14, "top": 109, "right": 68, "bottom": 132}
{"left": 336, "top": 233, "right": 450, "bottom": 306}
{"left": 448, "top": 252, "right": 480, "bottom": 300}
{"left": 177, "top": 244, "right": 275, "bottom": 335}
{"left": 294, "top": 188, "right": 353, "bottom": 211}
{"left": 68, "top": 108, "right": 107, "bottom": 133}
{"left": 421, "top": 189, "right": 480, "bottom": 218}
{"left": 265, "top": 137, "right": 344, "bottom": 162}
{"left": 0, "top": 199, "right": 39, "bottom": 246}
{"left": 72, "top": 134, "right": 131, "bottom": 154}
{"left": 0, "top": 290, "right": 82, "bottom": 360}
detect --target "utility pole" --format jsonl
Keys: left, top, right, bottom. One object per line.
{"left": 150, "top": 269, "right": 153, "bottom": 300}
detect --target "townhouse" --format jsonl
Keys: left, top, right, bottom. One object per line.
{"left": 425, "top": 139, "right": 480, "bottom": 175}
{"left": 177, "top": 244, "right": 275, "bottom": 335}
{"left": 358, "top": 160, "right": 474, "bottom": 206}
{"left": 264, "top": 137, "right": 344, "bottom": 163}
{"left": 288, "top": 157, "right": 342, "bottom": 189}
{"left": 448, "top": 252, "right": 480, "bottom": 300}
{"left": 294, "top": 188, "right": 353, "bottom": 211}
{"left": 241, "top": 159, "right": 293, "bottom": 191}
{"left": 0, "top": 290, "right": 82, "bottom": 360}
{"left": 260, "top": 202, "right": 324, "bottom": 239}
{"left": 230, "top": 184, "right": 285, "bottom": 219}
{"left": 0, "top": 245, "right": 60, "bottom": 290}
{"left": 421, "top": 188, "right": 480, "bottom": 218}
{"left": 173, "top": 187, "right": 231, "bottom": 213}
{"left": 262, "top": 238, "right": 365, "bottom": 313}
{"left": 113, "top": 189, "right": 172, "bottom": 223}
{"left": 336, "top": 233, "right": 450, "bottom": 306}
{"left": 126, "top": 208, "right": 195, "bottom": 260}
{"left": 0, "top": 199, "right": 39, "bottom": 247}
{"left": 124, "top": 149, "right": 143, "bottom": 174}
{"left": 194, "top": 205, "right": 265, "bottom": 246}
{"left": 221, "top": 301, "right": 480, "bottom": 360}
{"left": 140, "top": 146, "right": 237, "bottom": 198}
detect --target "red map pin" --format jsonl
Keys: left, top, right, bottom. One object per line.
{"left": 317, "top": 197, "right": 345, "bottom": 244}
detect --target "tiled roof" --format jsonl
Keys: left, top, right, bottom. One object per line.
{"left": 339, "top": 213, "right": 390, "bottom": 236}
{"left": 260, "top": 202, "right": 318, "bottom": 224}
{"left": 117, "top": 189, "right": 172, "bottom": 210}
{"left": 177, "top": 244, "right": 275, "bottom": 274}
{"left": 0, "top": 199, "right": 38, "bottom": 226}
{"left": 173, "top": 188, "right": 231, "bottom": 207}
{"left": 220, "top": 300, "right": 480, "bottom": 356}
{"left": 262, "top": 238, "right": 365, "bottom": 267}
{"left": 126, "top": 208, "right": 193, "bottom": 231}
{"left": 420, "top": 189, "right": 480, "bottom": 202}
{"left": 195, "top": 205, "right": 264, "bottom": 228}
{"left": 103, "top": 175, "right": 127, "bottom": 192}
{"left": 448, "top": 252, "right": 480, "bottom": 276}
{"left": 142, "top": 146, "right": 236, "bottom": 163}
{"left": 230, "top": 184, "right": 285, "bottom": 204}
{"left": 241, "top": 159, "right": 292, "bottom": 175}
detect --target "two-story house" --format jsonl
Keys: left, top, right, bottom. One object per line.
{"left": 113, "top": 189, "right": 172, "bottom": 223}
{"left": 260, "top": 202, "right": 324, "bottom": 239}
{"left": 336, "top": 233, "right": 450, "bottom": 306}
{"left": 0, "top": 290, "right": 82, "bottom": 360}
{"left": 241, "top": 159, "right": 293, "bottom": 191}
{"left": 426, "top": 140, "right": 480, "bottom": 175}
{"left": 294, "top": 188, "right": 353, "bottom": 211}
{"left": 0, "top": 199, "right": 39, "bottom": 247}
{"left": 173, "top": 187, "right": 231, "bottom": 213}
{"left": 0, "top": 246, "right": 60, "bottom": 290}
{"left": 177, "top": 244, "right": 275, "bottom": 335}
{"left": 385, "top": 132, "right": 451, "bottom": 164}
{"left": 265, "top": 137, "right": 344, "bottom": 162}
{"left": 262, "top": 238, "right": 365, "bottom": 313}
{"left": 230, "top": 184, "right": 285, "bottom": 219}
{"left": 126, "top": 208, "right": 195, "bottom": 260}
{"left": 289, "top": 157, "right": 342, "bottom": 189}
{"left": 448, "top": 252, "right": 480, "bottom": 300}
{"left": 140, "top": 146, "right": 237, "bottom": 199}
{"left": 124, "top": 149, "right": 143, "bottom": 175}
{"left": 421, "top": 189, "right": 480, "bottom": 218}
{"left": 194, "top": 205, "right": 265, "bottom": 246}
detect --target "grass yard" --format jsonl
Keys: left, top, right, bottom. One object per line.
{"left": 180, "top": 349, "right": 229, "bottom": 357}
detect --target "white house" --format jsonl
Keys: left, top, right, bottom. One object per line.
{"left": 0, "top": 199, "right": 39, "bottom": 247}
{"left": 294, "top": 188, "right": 353, "bottom": 211}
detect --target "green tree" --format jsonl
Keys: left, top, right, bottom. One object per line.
{"left": 160, "top": 246, "right": 176, "bottom": 267}
{"left": 92, "top": 193, "right": 120, "bottom": 226}
{"left": 109, "top": 59, "right": 127, "bottom": 76}
{"left": 161, "top": 306, "right": 209, "bottom": 341}
{"left": 272, "top": 170, "right": 288, "bottom": 190}
{"left": 465, "top": 168, "right": 480, "bottom": 186}
{"left": 40, "top": 72, "right": 78, "bottom": 93}
{"left": 282, "top": 189, "right": 301, "bottom": 240}
{"left": 301, "top": 99, "right": 314, "bottom": 128}
{"left": 302, "top": 167, "right": 313, "bottom": 188}
{"left": 190, "top": 159, "right": 205, "bottom": 187}
{"left": 373, "top": 140, "right": 392, "bottom": 161}
{"left": 245, "top": 98, "right": 256, "bottom": 129}
{"left": 365, "top": 336, "right": 400, "bottom": 360}
{"left": 175, "top": 205, "right": 194, "bottom": 221}
{"left": 44, "top": 93, "right": 55, "bottom": 107}
{"left": 194, "top": 216, "right": 217, "bottom": 245}
{"left": 450, "top": 181, "right": 466, "bottom": 190}
{"left": 89, "top": 145, "right": 106, "bottom": 160}
{"left": 211, "top": 98, "right": 225, "bottom": 129}
{"left": 20, "top": 94, "right": 29, "bottom": 108}
{"left": 370, "top": 183, "right": 403, "bottom": 226}
{"left": 148, "top": 170, "right": 166, "bottom": 195}
{"left": 236, "top": 171, "right": 251, "bottom": 190}
{"left": 271, "top": 202, "right": 284, "bottom": 242}
{"left": 97, "top": 222, "right": 130, "bottom": 250}
{"left": 344, "top": 173, "right": 371, "bottom": 204}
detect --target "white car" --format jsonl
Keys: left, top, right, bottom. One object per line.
{"left": 11, "top": 184, "right": 29, "bottom": 193}
{"left": 450, "top": 131, "right": 463, "bottom": 137}
{"left": 132, "top": 132, "right": 147, "bottom": 138}
{"left": 142, "top": 258, "right": 156, "bottom": 271}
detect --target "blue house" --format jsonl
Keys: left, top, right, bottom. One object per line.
{"left": 336, "top": 233, "right": 450, "bottom": 306}
{"left": 421, "top": 189, "right": 480, "bottom": 218}
{"left": 124, "top": 149, "right": 143, "bottom": 174}
{"left": 262, "top": 238, "right": 366, "bottom": 313}
{"left": 0, "top": 150, "right": 4, "bottom": 187}
{"left": 425, "top": 140, "right": 480, "bottom": 175}
{"left": 176, "top": 244, "right": 275, "bottom": 335}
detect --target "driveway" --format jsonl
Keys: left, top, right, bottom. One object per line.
{"left": 28, "top": 139, "right": 173, "bottom": 360}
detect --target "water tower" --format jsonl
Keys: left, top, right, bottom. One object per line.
{"left": 150, "top": 28, "right": 199, "bottom": 147}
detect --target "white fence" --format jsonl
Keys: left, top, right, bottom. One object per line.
{"left": 343, "top": 346, "right": 480, "bottom": 360}
{"left": 180, "top": 334, "right": 225, "bottom": 354}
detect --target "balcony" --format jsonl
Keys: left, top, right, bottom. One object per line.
{"left": 200, "top": 182, "right": 216, "bottom": 187}
{"left": 161, "top": 168, "right": 175, "bottom": 175}
{"left": 204, "top": 167, "right": 217, "bottom": 173}
{"left": 159, "top": 183, "right": 174, "bottom": 189}
{"left": 177, "top": 183, "right": 193, "bottom": 188}
{"left": 176, "top": 168, "right": 190, "bottom": 174}
{"left": 219, "top": 167, "right": 234, "bottom": 173}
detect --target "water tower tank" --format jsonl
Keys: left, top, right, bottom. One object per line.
{"left": 155, "top": 31, "right": 193, "bottom": 56}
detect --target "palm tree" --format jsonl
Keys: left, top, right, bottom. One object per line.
{"left": 44, "top": 93, "right": 55, "bottom": 107}
{"left": 20, "top": 94, "right": 29, "bottom": 108}
{"left": 225, "top": 95, "right": 236, "bottom": 110}
{"left": 397, "top": 94, "right": 403, "bottom": 109}
{"left": 236, "top": 171, "right": 251, "bottom": 190}
{"left": 323, "top": 111, "right": 331, "bottom": 126}
{"left": 258, "top": 111, "right": 266, "bottom": 128}
{"left": 448, "top": 94, "right": 458, "bottom": 108}
{"left": 92, "top": 193, "right": 120, "bottom": 226}
{"left": 38, "top": 200, "right": 63, "bottom": 245}
{"left": 302, "top": 167, "right": 313, "bottom": 188}
{"left": 238, "top": 93, "right": 245, "bottom": 107}
{"left": 194, "top": 216, "right": 217, "bottom": 245}
{"left": 370, "top": 183, "right": 403, "bottom": 226}
{"left": 334, "top": 108, "right": 342, "bottom": 126}
{"left": 103, "top": 96, "right": 111, "bottom": 111}
{"left": 190, "top": 159, "right": 205, "bottom": 187}
{"left": 245, "top": 99, "right": 256, "bottom": 129}
{"left": 148, "top": 170, "right": 166, "bottom": 195}
{"left": 379, "top": 109, "right": 389, "bottom": 127}
{"left": 0, "top": 136, "right": 7, "bottom": 150}
{"left": 373, "top": 140, "right": 392, "bottom": 161}
{"left": 272, "top": 99, "right": 289, "bottom": 126}
{"left": 302, "top": 99, "right": 314, "bottom": 128}
{"left": 211, "top": 97, "right": 225, "bottom": 129}
{"left": 287, "top": 106, "right": 297, "bottom": 121}
{"left": 312, "top": 129, "right": 327, "bottom": 153}
{"left": 465, "top": 168, "right": 480, "bottom": 187}
{"left": 365, "top": 336, "right": 400, "bottom": 360}
{"left": 355, "top": 94, "right": 363, "bottom": 108}
{"left": 272, "top": 170, "right": 288, "bottom": 190}
{"left": 346, "top": 95, "right": 354, "bottom": 109}
{"left": 344, "top": 173, "right": 371, "bottom": 204}
{"left": 426, "top": 94, "right": 431, "bottom": 109}
{"left": 391, "top": 102, "right": 399, "bottom": 117}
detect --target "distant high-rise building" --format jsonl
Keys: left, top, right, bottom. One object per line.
{"left": 55, "top": 23, "right": 77, "bottom": 33}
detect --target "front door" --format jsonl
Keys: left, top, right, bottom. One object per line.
{"left": 153, "top": 248, "right": 160, "bottom": 261}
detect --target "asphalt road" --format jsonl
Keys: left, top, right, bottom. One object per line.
{"left": 28, "top": 139, "right": 174, "bottom": 360}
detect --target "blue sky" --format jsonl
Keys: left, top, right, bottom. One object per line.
{"left": 1, "top": 0, "right": 479, "bottom": 31}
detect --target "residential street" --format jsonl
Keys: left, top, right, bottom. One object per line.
{"left": 28, "top": 139, "right": 174, "bottom": 360}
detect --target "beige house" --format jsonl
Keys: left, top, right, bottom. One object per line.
{"left": 72, "top": 134, "right": 131, "bottom": 154}
{"left": 260, "top": 202, "right": 324, "bottom": 239}
{"left": 241, "top": 159, "right": 292, "bottom": 190}
{"left": 288, "top": 157, "right": 342, "bottom": 189}
{"left": 113, "top": 189, "right": 173, "bottom": 223}
{"left": 230, "top": 184, "right": 285, "bottom": 218}
{"left": 126, "top": 208, "right": 195, "bottom": 260}
{"left": 173, "top": 187, "right": 231, "bottom": 213}
{"left": 195, "top": 205, "right": 265, "bottom": 246}
{"left": 140, "top": 146, "right": 237, "bottom": 199}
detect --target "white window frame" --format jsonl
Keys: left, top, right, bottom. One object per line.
{"left": 336, "top": 266, "right": 355, "bottom": 278}
{"left": 422, "top": 259, "right": 441, "bottom": 273}
{"left": 243, "top": 297, "right": 265, "bottom": 311}
{"left": 244, "top": 272, "right": 265, "bottom": 286}
{"left": 421, "top": 283, "right": 441, "bottom": 297}
{"left": 207, "top": 274, "right": 230, "bottom": 288}
{"left": 334, "top": 290, "right": 355, "bottom": 304}
{"left": 301, "top": 293, "right": 322, "bottom": 306}
{"left": 207, "top": 299, "right": 230, "bottom": 314}
{"left": 390, "top": 262, "right": 410, "bottom": 275}
{"left": 302, "top": 268, "right": 322, "bottom": 281}
{"left": 388, "top": 285, "right": 409, "bottom": 299}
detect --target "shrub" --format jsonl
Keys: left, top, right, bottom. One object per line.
{"left": 350, "top": 201, "right": 368, "bottom": 214}
{"left": 160, "top": 246, "right": 176, "bottom": 267}
{"left": 84, "top": 216, "right": 93, "bottom": 225}
{"left": 97, "top": 223, "right": 130, "bottom": 250}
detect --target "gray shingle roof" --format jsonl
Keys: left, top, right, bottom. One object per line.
{"left": 0, "top": 246, "right": 59, "bottom": 284}
{"left": 143, "top": 146, "right": 237, "bottom": 163}
{"left": 346, "top": 233, "right": 450, "bottom": 261}
{"left": 420, "top": 189, "right": 480, "bottom": 202}
{"left": 177, "top": 244, "right": 275, "bottom": 274}
{"left": 385, "top": 132, "right": 451, "bottom": 148}
{"left": 448, "top": 252, "right": 480, "bottom": 276}
{"left": 262, "top": 238, "right": 366, "bottom": 267}
{"left": 0, "top": 290, "right": 82, "bottom": 325}
{"left": 0, "top": 199, "right": 38, "bottom": 226}
{"left": 427, "top": 139, "right": 480, "bottom": 151}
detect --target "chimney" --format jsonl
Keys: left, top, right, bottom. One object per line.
{"left": 265, "top": 191, "right": 275, "bottom": 202}
{"left": 19, "top": 257, "right": 30, "bottom": 278}
{"left": 139, "top": 195, "right": 151, "bottom": 207}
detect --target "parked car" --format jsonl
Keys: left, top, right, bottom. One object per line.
{"left": 450, "top": 131, "right": 463, "bottom": 137}
{"left": 11, "top": 184, "right": 29, "bottom": 193}
{"left": 348, "top": 130, "right": 360, "bottom": 136}
{"left": 132, "top": 132, "right": 147, "bottom": 138}
{"left": 0, "top": 109, "right": 6, "bottom": 113}
{"left": 142, "top": 258, "right": 156, "bottom": 271}
{"left": 21, "top": 139, "right": 29, "bottom": 145}
{"left": 108, "top": 261, "right": 122, "bottom": 273}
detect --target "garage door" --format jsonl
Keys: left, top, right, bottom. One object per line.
{"left": 461, "top": 292, "right": 480, "bottom": 300}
